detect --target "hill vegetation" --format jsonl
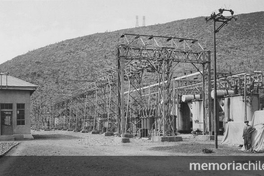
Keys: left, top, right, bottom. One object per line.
{"left": 0, "top": 11, "right": 263, "bottom": 106}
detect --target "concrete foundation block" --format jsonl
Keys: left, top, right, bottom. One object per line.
{"left": 114, "top": 137, "right": 130, "bottom": 143}
{"left": 104, "top": 132, "right": 114, "bottom": 136}
{"left": 121, "top": 137, "right": 130, "bottom": 143}
{"left": 91, "top": 130, "right": 100, "bottom": 134}
{"left": 152, "top": 136, "right": 183, "bottom": 142}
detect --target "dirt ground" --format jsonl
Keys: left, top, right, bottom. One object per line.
{"left": 2, "top": 130, "right": 255, "bottom": 156}
{"left": 0, "top": 130, "right": 264, "bottom": 176}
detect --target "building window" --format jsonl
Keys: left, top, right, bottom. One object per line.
{"left": 17, "top": 104, "right": 25, "bottom": 125}
{"left": 1, "top": 104, "right": 13, "bottom": 110}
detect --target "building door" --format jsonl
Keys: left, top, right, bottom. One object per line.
{"left": 1, "top": 111, "right": 13, "bottom": 135}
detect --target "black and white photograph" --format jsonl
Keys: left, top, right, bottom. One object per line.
{"left": 0, "top": 0, "right": 264, "bottom": 175}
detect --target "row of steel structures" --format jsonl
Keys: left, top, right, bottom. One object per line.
{"left": 50, "top": 33, "right": 263, "bottom": 137}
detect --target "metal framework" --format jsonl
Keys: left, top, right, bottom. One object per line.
{"left": 117, "top": 33, "right": 211, "bottom": 137}
{"left": 51, "top": 68, "right": 118, "bottom": 133}
{"left": 40, "top": 49, "right": 263, "bottom": 140}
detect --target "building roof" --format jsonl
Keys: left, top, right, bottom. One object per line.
{"left": 0, "top": 74, "right": 38, "bottom": 94}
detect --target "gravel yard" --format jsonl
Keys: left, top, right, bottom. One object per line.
{"left": 7, "top": 130, "right": 174, "bottom": 156}
{"left": 2, "top": 130, "right": 263, "bottom": 156}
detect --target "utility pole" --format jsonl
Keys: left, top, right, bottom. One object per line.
{"left": 206, "top": 9, "right": 236, "bottom": 149}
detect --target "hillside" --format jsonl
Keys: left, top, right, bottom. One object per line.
{"left": 0, "top": 11, "right": 263, "bottom": 104}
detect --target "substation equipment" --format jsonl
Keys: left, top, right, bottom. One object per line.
{"left": 49, "top": 33, "right": 263, "bottom": 140}
{"left": 116, "top": 33, "right": 212, "bottom": 137}
{"left": 52, "top": 69, "right": 118, "bottom": 133}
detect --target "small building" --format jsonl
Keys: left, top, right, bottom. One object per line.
{"left": 0, "top": 73, "right": 37, "bottom": 140}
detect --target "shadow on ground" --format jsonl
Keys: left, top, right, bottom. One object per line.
{"left": 149, "top": 143, "right": 243, "bottom": 155}
{"left": 33, "top": 134, "right": 82, "bottom": 140}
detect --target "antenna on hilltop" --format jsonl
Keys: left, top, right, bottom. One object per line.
{"left": 142, "top": 16, "right": 145, "bottom": 26}
{"left": 136, "top": 16, "right": 139, "bottom": 27}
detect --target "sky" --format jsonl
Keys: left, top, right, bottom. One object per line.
{"left": 0, "top": 0, "right": 263, "bottom": 64}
